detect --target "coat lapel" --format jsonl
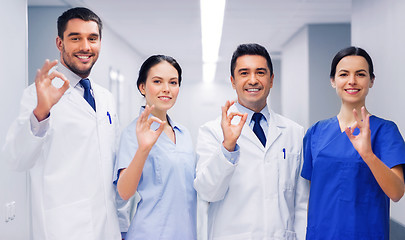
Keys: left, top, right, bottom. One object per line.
{"left": 265, "top": 110, "right": 282, "bottom": 150}
{"left": 65, "top": 85, "right": 96, "bottom": 116}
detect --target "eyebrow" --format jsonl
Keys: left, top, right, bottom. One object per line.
{"left": 338, "top": 69, "right": 367, "bottom": 73}
{"left": 67, "top": 32, "right": 99, "bottom": 38}
{"left": 238, "top": 67, "right": 268, "bottom": 72}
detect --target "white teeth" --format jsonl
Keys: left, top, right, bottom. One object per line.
{"left": 77, "top": 56, "right": 90, "bottom": 59}
{"left": 346, "top": 89, "right": 359, "bottom": 93}
{"left": 159, "top": 97, "right": 170, "bottom": 100}
{"left": 246, "top": 88, "right": 260, "bottom": 92}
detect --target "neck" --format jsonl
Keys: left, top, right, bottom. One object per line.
{"left": 337, "top": 102, "right": 370, "bottom": 123}
{"left": 240, "top": 101, "right": 266, "bottom": 113}
{"left": 150, "top": 108, "right": 168, "bottom": 122}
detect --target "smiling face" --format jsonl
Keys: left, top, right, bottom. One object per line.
{"left": 231, "top": 55, "right": 274, "bottom": 112}
{"left": 56, "top": 18, "right": 101, "bottom": 78}
{"left": 331, "top": 55, "right": 374, "bottom": 106}
{"left": 139, "top": 61, "right": 180, "bottom": 116}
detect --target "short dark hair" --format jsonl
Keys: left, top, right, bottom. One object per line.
{"left": 137, "top": 55, "right": 182, "bottom": 96}
{"left": 330, "top": 46, "right": 375, "bottom": 80}
{"left": 230, "top": 43, "right": 273, "bottom": 78}
{"left": 57, "top": 7, "right": 103, "bottom": 39}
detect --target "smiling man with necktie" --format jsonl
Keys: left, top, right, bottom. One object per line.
{"left": 3, "top": 7, "right": 121, "bottom": 240}
{"left": 194, "top": 43, "right": 310, "bottom": 240}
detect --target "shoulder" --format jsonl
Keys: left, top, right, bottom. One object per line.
{"left": 198, "top": 115, "right": 223, "bottom": 141}
{"left": 276, "top": 113, "right": 303, "bottom": 129}
{"left": 371, "top": 115, "right": 398, "bottom": 129}
{"left": 272, "top": 112, "right": 304, "bottom": 136}
{"left": 307, "top": 117, "right": 336, "bottom": 135}
{"left": 200, "top": 115, "right": 222, "bottom": 132}
{"left": 120, "top": 117, "right": 139, "bottom": 140}
{"left": 371, "top": 115, "right": 403, "bottom": 137}
{"left": 92, "top": 82, "right": 113, "bottom": 96}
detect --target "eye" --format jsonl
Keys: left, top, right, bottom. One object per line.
{"left": 240, "top": 71, "right": 248, "bottom": 76}
{"left": 70, "top": 37, "right": 79, "bottom": 41}
{"left": 89, "top": 37, "right": 98, "bottom": 42}
{"left": 357, "top": 72, "right": 366, "bottom": 77}
{"left": 153, "top": 79, "right": 161, "bottom": 84}
{"left": 170, "top": 80, "right": 178, "bottom": 85}
{"left": 257, "top": 71, "right": 265, "bottom": 76}
{"left": 339, "top": 73, "right": 348, "bottom": 77}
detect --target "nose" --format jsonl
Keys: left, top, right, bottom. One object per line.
{"left": 162, "top": 82, "right": 170, "bottom": 92}
{"left": 348, "top": 74, "right": 357, "bottom": 85}
{"left": 80, "top": 39, "right": 91, "bottom": 52}
{"left": 247, "top": 73, "right": 258, "bottom": 85}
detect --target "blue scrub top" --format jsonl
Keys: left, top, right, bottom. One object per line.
{"left": 114, "top": 113, "right": 197, "bottom": 240}
{"left": 301, "top": 116, "right": 405, "bottom": 240}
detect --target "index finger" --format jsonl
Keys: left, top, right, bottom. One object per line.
{"left": 39, "top": 59, "right": 58, "bottom": 76}
{"left": 361, "top": 106, "right": 370, "bottom": 128}
{"left": 221, "top": 100, "right": 235, "bottom": 119}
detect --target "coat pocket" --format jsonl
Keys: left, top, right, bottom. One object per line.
{"left": 45, "top": 199, "right": 95, "bottom": 240}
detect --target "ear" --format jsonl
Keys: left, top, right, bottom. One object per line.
{"left": 139, "top": 83, "right": 146, "bottom": 96}
{"left": 330, "top": 77, "right": 336, "bottom": 88}
{"left": 369, "top": 77, "right": 375, "bottom": 88}
{"left": 56, "top": 36, "right": 63, "bottom": 52}
{"left": 269, "top": 74, "right": 274, "bottom": 88}
{"left": 230, "top": 76, "right": 236, "bottom": 89}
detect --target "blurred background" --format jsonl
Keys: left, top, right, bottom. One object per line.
{"left": 1, "top": 0, "right": 405, "bottom": 239}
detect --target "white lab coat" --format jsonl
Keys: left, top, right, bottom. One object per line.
{"left": 194, "top": 105, "right": 309, "bottom": 240}
{"left": 3, "top": 68, "right": 121, "bottom": 240}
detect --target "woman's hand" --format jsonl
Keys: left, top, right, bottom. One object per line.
{"left": 344, "top": 106, "right": 373, "bottom": 158}
{"left": 345, "top": 106, "right": 404, "bottom": 201}
{"left": 136, "top": 105, "right": 165, "bottom": 151}
{"left": 221, "top": 100, "right": 247, "bottom": 152}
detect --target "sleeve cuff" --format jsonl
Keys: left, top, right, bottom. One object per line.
{"left": 221, "top": 144, "right": 240, "bottom": 164}
{"left": 30, "top": 112, "right": 50, "bottom": 137}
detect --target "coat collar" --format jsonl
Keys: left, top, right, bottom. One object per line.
{"left": 229, "top": 103, "right": 286, "bottom": 149}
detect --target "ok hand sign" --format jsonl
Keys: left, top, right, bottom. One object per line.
{"left": 136, "top": 105, "right": 166, "bottom": 152}
{"left": 345, "top": 106, "right": 373, "bottom": 158}
{"left": 221, "top": 100, "right": 248, "bottom": 152}
{"left": 33, "top": 59, "right": 70, "bottom": 121}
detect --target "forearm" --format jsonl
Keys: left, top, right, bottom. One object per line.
{"left": 194, "top": 145, "right": 237, "bottom": 202}
{"left": 3, "top": 112, "right": 47, "bottom": 171}
{"left": 117, "top": 147, "right": 150, "bottom": 200}
{"left": 362, "top": 152, "right": 405, "bottom": 202}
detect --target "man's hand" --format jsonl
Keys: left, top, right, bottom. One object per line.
{"left": 221, "top": 100, "right": 247, "bottom": 152}
{"left": 33, "top": 59, "right": 70, "bottom": 121}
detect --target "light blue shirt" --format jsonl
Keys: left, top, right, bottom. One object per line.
{"left": 114, "top": 108, "right": 197, "bottom": 240}
{"left": 222, "top": 102, "right": 270, "bottom": 163}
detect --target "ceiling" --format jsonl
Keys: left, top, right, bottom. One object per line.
{"left": 28, "top": 0, "right": 352, "bottom": 83}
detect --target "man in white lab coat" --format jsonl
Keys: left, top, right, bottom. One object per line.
{"left": 3, "top": 7, "right": 121, "bottom": 240}
{"left": 194, "top": 43, "right": 309, "bottom": 240}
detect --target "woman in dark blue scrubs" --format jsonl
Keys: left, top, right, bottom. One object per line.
{"left": 301, "top": 46, "right": 405, "bottom": 239}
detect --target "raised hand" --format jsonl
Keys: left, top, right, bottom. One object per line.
{"left": 221, "top": 100, "right": 248, "bottom": 152}
{"left": 33, "top": 59, "right": 70, "bottom": 121}
{"left": 344, "top": 106, "right": 373, "bottom": 158}
{"left": 136, "top": 105, "right": 165, "bottom": 151}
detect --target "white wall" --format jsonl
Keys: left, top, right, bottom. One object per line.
{"left": 352, "top": 0, "right": 405, "bottom": 226}
{"left": 308, "top": 24, "right": 351, "bottom": 126}
{"left": 0, "top": 0, "right": 30, "bottom": 239}
{"left": 281, "top": 27, "right": 310, "bottom": 127}
{"left": 281, "top": 24, "right": 351, "bottom": 129}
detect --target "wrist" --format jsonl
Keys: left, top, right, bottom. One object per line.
{"left": 360, "top": 150, "right": 376, "bottom": 163}
{"left": 33, "top": 107, "right": 50, "bottom": 122}
{"left": 222, "top": 140, "right": 236, "bottom": 152}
